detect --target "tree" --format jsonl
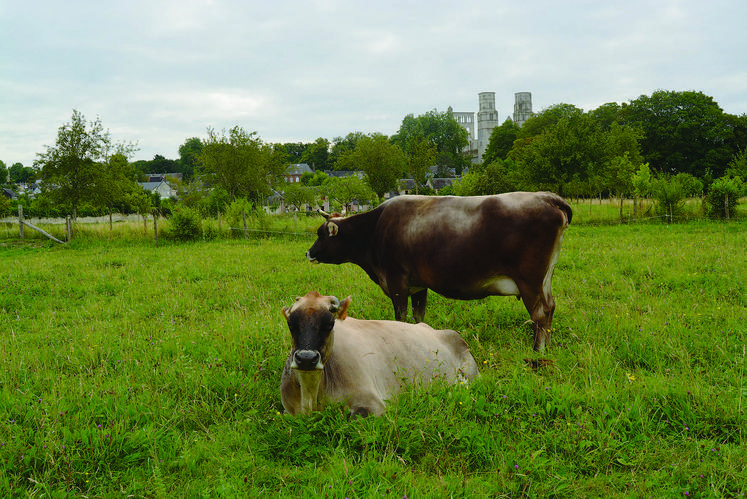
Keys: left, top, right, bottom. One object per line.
{"left": 407, "top": 137, "right": 437, "bottom": 193}
{"left": 483, "top": 118, "right": 520, "bottom": 164}
{"left": 392, "top": 109, "right": 470, "bottom": 175}
{"left": 95, "top": 152, "right": 146, "bottom": 229}
{"left": 336, "top": 133, "right": 407, "bottom": 202}
{"left": 631, "top": 163, "right": 652, "bottom": 217}
{"left": 9, "top": 162, "right": 37, "bottom": 184}
{"left": 178, "top": 137, "right": 203, "bottom": 181}
{"left": 280, "top": 142, "right": 309, "bottom": 164}
{"left": 0, "top": 160, "right": 7, "bottom": 184}
{"left": 35, "top": 110, "right": 134, "bottom": 218}
{"left": 300, "top": 137, "right": 330, "bottom": 171}
{"left": 0, "top": 194, "right": 9, "bottom": 218}
{"left": 456, "top": 158, "right": 518, "bottom": 196}
{"left": 509, "top": 107, "right": 642, "bottom": 197}
{"left": 198, "top": 126, "right": 287, "bottom": 204}
{"left": 325, "top": 175, "right": 376, "bottom": 213}
{"left": 621, "top": 90, "right": 734, "bottom": 177}
{"left": 329, "top": 133, "right": 365, "bottom": 170}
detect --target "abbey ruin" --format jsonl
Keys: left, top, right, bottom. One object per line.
{"left": 451, "top": 91, "right": 533, "bottom": 163}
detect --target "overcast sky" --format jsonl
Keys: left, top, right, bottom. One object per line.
{"left": 2, "top": 0, "right": 746, "bottom": 167}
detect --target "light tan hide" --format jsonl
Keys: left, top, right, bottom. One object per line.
{"left": 280, "top": 292, "right": 479, "bottom": 417}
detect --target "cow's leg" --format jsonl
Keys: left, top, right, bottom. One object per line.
{"left": 518, "top": 283, "right": 555, "bottom": 351}
{"left": 386, "top": 278, "right": 411, "bottom": 322}
{"left": 389, "top": 291, "right": 409, "bottom": 322}
{"left": 348, "top": 392, "right": 386, "bottom": 418}
{"left": 411, "top": 289, "right": 428, "bottom": 323}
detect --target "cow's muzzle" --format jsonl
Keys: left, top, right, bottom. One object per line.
{"left": 305, "top": 250, "right": 319, "bottom": 264}
{"left": 291, "top": 349, "right": 323, "bottom": 371}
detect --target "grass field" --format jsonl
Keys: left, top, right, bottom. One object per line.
{"left": 1, "top": 213, "right": 745, "bottom": 497}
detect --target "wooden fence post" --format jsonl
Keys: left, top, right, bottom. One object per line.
{"left": 725, "top": 192, "right": 730, "bottom": 221}
{"left": 66, "top": 216, "right": 72, "bottom": 242}
{"left": 18, "top": 205, "right": 23, "bottom": 239}
{"left": 242, "top": 209, "right": 248, "bottom": 240}
{"left": 153, "top": 211, "right": 158, "bottom": 246}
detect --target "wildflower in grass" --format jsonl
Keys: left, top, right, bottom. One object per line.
{"left": 626, "top": 372, "right": 636, "bottom": 383}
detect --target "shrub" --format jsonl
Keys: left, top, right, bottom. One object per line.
{"left": 651, "top": 175, "right": 686, "bottom": 220}
{"left": 705, "top": 176, "right": 743, "bottom": 218}
{"left": 224, "top": 198, "right": 253, "bottom": 238}
{"left": 169, "top": 205, "right": 201, "bottom": 241}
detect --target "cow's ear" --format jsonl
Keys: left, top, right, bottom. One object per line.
{"left": 328, "top": 222, "right": 339, "bottom": 237}
{"left": 336, "top": 296, "right": 352, "bottom": 320}
{"left": 282, "top": 306, "right": 291, "bottom": 320}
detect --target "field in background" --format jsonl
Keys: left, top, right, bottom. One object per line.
{"left": 2, "top": 196, "right": 746, "bottom": 245}
{"left": 0, "top": 217, "right": 745, "bottom": 496}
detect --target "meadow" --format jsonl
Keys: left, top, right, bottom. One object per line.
{"left": 0, "top": 204, "right": 745, "bottom": 497}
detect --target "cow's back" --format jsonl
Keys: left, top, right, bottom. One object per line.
{"left": 369, "top": 192, "right": 569, "bottom": 300}
{"left": 323, "top": 317, "right": 478, "bottom": 403}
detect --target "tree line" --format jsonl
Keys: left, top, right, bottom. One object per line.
{"left": 1, "top": 89, "right": 746, "bottom": 222}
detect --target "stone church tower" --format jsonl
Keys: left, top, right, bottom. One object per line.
{"left": 513, "top": 92, "right": 533, "bottom": 127}
{"left": 477, "top": 92, "right": 498, "bottom": 163}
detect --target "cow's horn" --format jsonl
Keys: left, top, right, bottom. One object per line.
{"left": 328, "top": 296, "right": 340, "bottom": 313}
{"left": 318, "top": 208, "right": 331, "bottom": 220}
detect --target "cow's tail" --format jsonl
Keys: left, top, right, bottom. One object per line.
{"left": 544, "top": 192, "right": 573, "bottom": 227}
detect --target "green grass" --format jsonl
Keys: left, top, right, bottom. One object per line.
{"left": 1, "top": 218, "right": 746, "bottom": 497}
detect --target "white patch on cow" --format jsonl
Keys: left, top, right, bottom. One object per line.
{"left": 543, "top": 231, "right": 565, "bottom": 298}
{"left": 295, "top": 369, "right": 323, "bottom": 415}
{"left": 481, "top": 276, "right": 520, "bottom": 296}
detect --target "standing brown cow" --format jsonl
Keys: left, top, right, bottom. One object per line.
{"left": 306, "top": 192, "right": 572, "bottom": 351}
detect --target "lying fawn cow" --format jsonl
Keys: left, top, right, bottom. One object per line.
{"left": 280, "top": 291, "right": 479, "bottom": 417}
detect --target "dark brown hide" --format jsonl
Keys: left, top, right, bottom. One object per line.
{"left": 306, "top": 192, "right": 572, "bottom": 350}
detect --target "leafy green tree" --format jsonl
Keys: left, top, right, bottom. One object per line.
{"left": 0, "top": 194, "right": 10, "bottom": 217}
{"left": 300, "top": 171, "right": 328, "bottom": 187}
{"left": 392, "top": 109, "right": 469, "bottom": 175}
{"left": 483, "top": 118, "right": 520, "bottom": 164}
{"left": 95, "top": 152, "right": 145, "bottom": 227}
{"left": 509, "top": 108, "right": 642, "bottom": 197}
{"left": 516, "top": 103, "right": 583, "bottom": 141}
{"left": 280, "top": 142, "right": 309, "bottom": 164}
{"left": 456, "top": 158, "right": 518, "bottom": 196}
{"left": 178, "top": 137, "right": 203, "bottom": 181}
{"left": 588, "top": 102, "right": 623, "bottom": 130}
{"left": 337, "top": 133, "right": 407, "bottom": 202}
{"left": 35, "top": 110, "right": 134, "bottom": 218}
{"left": 300, "top": 138, "right": 330, "bottom": 171}
{"left": 329, "top": 133, "right": 365, "bottom": 170}
{"left": 725, "top": 148, "right": 747, "bottom": 177}
{"left": 650, "top": 173, "right": 701, "bottom": 220}
{"left": 324, "top": 175, "right": 376, "bottom": 213}
{"left": 631, "top": 163, "right": 652, "bottom": 216}
{"left": 705, "top": 176, "right": 742, "bottom": 218}
{"left": 621, "top": 90, "right": 733, "bottom": 177}
{"left": 282, "top": 182, "right": 317, "bottom": 213}
{"left": 149, "top": 154, "right": 180, "bottom": 174}
{"left": 407, "top": 137, "right": 437, "bottom": 193}
{"left": 0, "top": 160, "right": 8, "bottom": 184}
{"left": 9, "top": 163, "right": 37, "bottom": 184}
{"left": 198, "top": 126, "right": 287, "bottom": 204}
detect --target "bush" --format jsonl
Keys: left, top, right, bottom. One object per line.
{"left": 169, "top": 205, "right": 201, "bottom": 241}
{"left": 224, "top": 198, "right": 253, "bottom": 238}
{"left": 705, "top": 176, "right": 743, "bottom": 218}
{"left": 651, "top": 175, "right": 686, "bottom": 220}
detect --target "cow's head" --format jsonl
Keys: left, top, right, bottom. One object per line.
{"left": 306, "top": 210, "right": 347, "bottom": 264}
{"left": 282, "top": 291, "right": 351, "bottom": 414}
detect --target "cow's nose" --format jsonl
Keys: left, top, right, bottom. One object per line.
{"left": 292, "top": 350, "right": 322, "bottom": 370}
{"left": 306, "top": 251, "right": 319, "bottom": 263}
